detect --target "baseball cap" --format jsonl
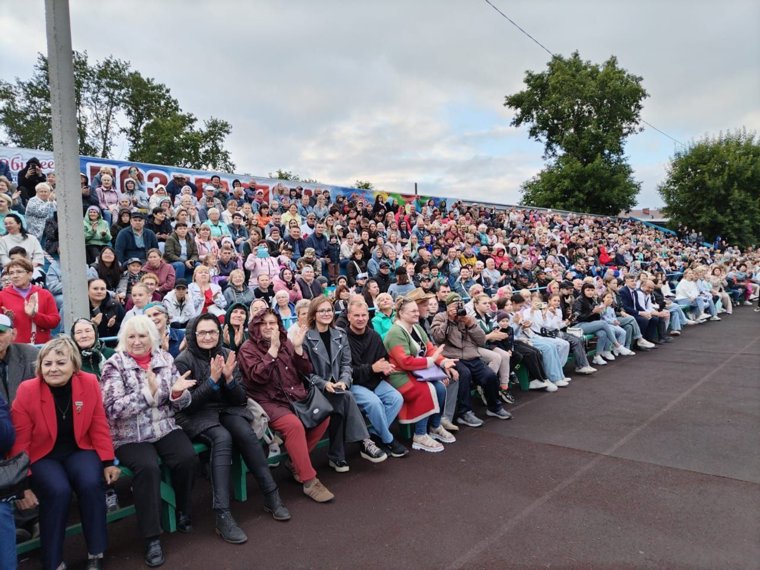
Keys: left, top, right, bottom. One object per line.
{"left": 356, "top": 272, "right": 368, "bottom": 281}
{"left": 0, "top": 314, "right": 14, "bottom": 332}
{"left": 445, "top": 293, "right": 462, "bottom": 306}
{"left": 175, "top": 279, "right": 188, "bottom": 289}
{"left": 126, "top": 257, "right": 143, "bottom": 266}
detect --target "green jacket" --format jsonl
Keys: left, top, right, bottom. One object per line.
{"left": 83, "top": 217, "right": 112, "bottom": 246}
{"left": 371, "top": 310, "right": 395, "bottom": 341}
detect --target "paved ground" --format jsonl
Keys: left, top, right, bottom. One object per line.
{"left": 20, "top": 307, "right": 760, "bottom": 569}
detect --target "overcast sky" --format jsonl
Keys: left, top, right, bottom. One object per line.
{"left": 1, "top": 0, "right": 758, "bottom": 208}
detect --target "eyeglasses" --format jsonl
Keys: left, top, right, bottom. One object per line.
{"left": 196, "top": 330, "right": 219, "bottom": 338}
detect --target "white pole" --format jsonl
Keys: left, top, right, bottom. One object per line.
{"left": 45, "top": 0, "right": 89, "bottom": 329}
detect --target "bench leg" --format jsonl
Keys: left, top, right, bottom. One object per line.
{"left": 160, "top": 466, "right": 177, "bottom": 533}
{"left": 231, "top": 451, "right": 248, "bottom": 503}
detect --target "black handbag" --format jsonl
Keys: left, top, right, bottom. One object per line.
{"left": 540, "top": 327, "right": 558, "bottom": 338}
{"left": 290, "top": 384, "right": 334, "bottom": 429}
{"left": 0, "top": 452, "right": 30, "bottom": 501}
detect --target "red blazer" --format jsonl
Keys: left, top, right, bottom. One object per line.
{"left": 0, "top": 285, "right": 60, "bottom": 344}
{"left": 10, "top": 371, "right": 115, "bottom": 464}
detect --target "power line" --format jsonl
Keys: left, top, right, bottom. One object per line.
{"left": 484, "top": 0, "right": 685, "bottom": 147}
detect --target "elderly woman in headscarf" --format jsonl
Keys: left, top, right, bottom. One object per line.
{"left": 71, "top": 318, "right": 115, "bottom": 379}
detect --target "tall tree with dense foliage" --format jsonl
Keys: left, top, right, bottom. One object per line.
{"left": 0, "top": 51, "right": 234, "bottom": 170}
{"left": 505, "top": 51, "right": 648, "bottom": 215}
{"left": 659, "top": 130, "right": 760, "bottom": 248}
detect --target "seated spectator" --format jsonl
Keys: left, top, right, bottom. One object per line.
{"left": 0, "top": 213, "right": 44, "bottom": 268}
{"left": 109, "top": 208, "right": 132, "bottom": 244}
{"left": 163, "top": 222, "right": 199, "bottom": 281}
{"left": 371, "top": 293, "right": 395, "bottom": 340}
{"left": 87, "top": 278, "right": 124, "bottom": 339}
{"left": 24, "top": 182, "right": 56, "bottom": 241}
{"left": 189, "top": 264, "right": 227, "bottom": 318}
{"left": 0, "top": 258, "right": 59, "bottom": 344}
{"left": 238, "top": 309, "right": 334, "bottom": 503}
{"left": 195, "top": 223, "right": 220, "bottom": 264}
{"left": 90, "top": 246, "right": 122, "bottom": 292}
{"left": 141, "top": 248, "right": 176, "bottom": 298}
{"left": 114, "top": 211, "right": 158, "bottom": 264}
{"left": 0, "top": 193, "right": 26, "bottom": 236}
{"left": 83, "top": 206, "right": 112, "bottom": 263}
{"left": 0, "top": 388, "right": 13, "bottom": 570}
{"left": 388, "top": 266, "right": 415, "bottom": 300}
{"left": 163, "top": 279, "right": 196, "bottom": 329}
{"left": 540, "top": 294, "right": 598, "bottom": 374}
{"left": 432, "top": 293, "right": 511, "bottom": 423}
{"left": 71, "top": 318, "right": 115, "bottom": 379}
{"left": 100, "top": 316, "right": 198, "bottom": 568}
{"left": 302, "top": 297, "right": 387, "bottom": 472}
{"left": 122, "top": 282, "right": 152, "bottom": 324}
{"left": 573, "top": 283, "right": 635, "bottom": 365}
{"left": 145, "top": 207, "right": 172, "bottom": 244}
{"left": 245, "top": 244, "right": 280, "bottom": 287}
{"left": 116, "top": 257, "right": 145, "bottom": 303}
{"left": 605, "top": 276, "right": 654, "bottom": 349}
{"left": 124, "top": 272, "right": 162, "bottom": 311}
{"left": 272, "top": 267, "right": 302, "bottom": 304}
{"left": 144, "top": 302, "right": 183, "bottom": 358}
{"left": 471, "top": 293, "right": 520, "bottom": 397}
{"left": 296, "top": 265, "right": 322, "bottom": 300}
{"left": 273, "top": 290, "right": 296, "bottom": 323}
{"left": 0, "top": 313, "right": 39, "bottom": 402}
{"left": 384, "top": 297, "right": 457, "bottom": 453}
{"left": 224, "top": 269, "right": 254, "bottom": 307}
{"left": 222, "top": 302, "right": 249, "bottom": 352}
{"left": 675, "top": 269, "right": 718, "bottom": 322}
{"left": 252, "top": 273, "right": 275, "bottom": 307}
{"left": 619, "top": 274, "right": 663, "bottom": 346}
{"left": 510, "top": 294, "right": 563, "bottom": 390}
{"left": 344, "top": 297, "right": 408, "bottom": 458}
{"left": 332, "top": 283, "right": 351, "bottom": 314}
{"left": 175, "top": 314, "right": 291, "bottom": 544}
{"left": 11, "top": 337, "right": 119, "bottom": 570}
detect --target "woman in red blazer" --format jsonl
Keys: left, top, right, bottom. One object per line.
{"left": 0, "top": 257, "right": 60, "bottom": 344}
{"left": 11, "top": 337, "right": 119, "bottom": 570}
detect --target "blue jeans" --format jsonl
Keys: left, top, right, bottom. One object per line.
{"left": 351, "top": 381, "right": 403, "bottom": 445}
{"left": 577, "top": 320, "right": 620, "bottom": 354}
{"left": 530, "top": 335, "right": 567, "bottom": 381}
{"left": 171, "top": 261, "right": 186, "bottom": 280}
{"left": 415, "top": 380, "right": 446, "bottom": 436}
{"left": 31, "top": 450, "right": 107, "bottom": 570}
{"left": 0, "top": 501, "right": 15, "bottom": 570}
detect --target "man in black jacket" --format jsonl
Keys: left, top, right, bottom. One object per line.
{"left": 343, "top": 297, "right": 408, "bottom": 457}
{"left": 16, "top": 157, "right": 47, "bottom": 205}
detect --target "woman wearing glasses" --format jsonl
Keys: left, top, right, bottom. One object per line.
{"left": 302, "top": 297, "right": 386, "bottom": 473}
{"left": 174, "top": 314, "right": 290, "bottom": 545}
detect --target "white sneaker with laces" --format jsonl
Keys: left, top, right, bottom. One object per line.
{"left": 554, "top": 379, "right": 569, "bottom": 387}
{"left": 601, "top": 351, "right": 616, "bottom": 361}
{"left": 617, "top": 346, "right": 636, "bottom": 356}
{"left": 637, "top": 338, "right": 655, "bottom": 349}
{"left": 685, "top": 319, "right": 697, "bottom": 326}
{"left": 429, "top": 425, "right": 456, "bottom": 444}
{"left": 575, "top": 366, "right": 597, "bottom": 374}
{"left": 592, "top": 355, "right": 607, "bottom": 366}
{"left": 412, "top": 434, "right": 444, "bottom": 453}
{"left": 709, "top": 316, "right": 721, "bottom": 321}
{"left": 529, "top": 379, "right": 549, "bottom": 390}
{"left": 544, "top": 382, "right": 559, "bottom": 392}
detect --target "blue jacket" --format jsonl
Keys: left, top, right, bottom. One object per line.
{"left": 305, "top": 232, "right": 329, "bottom": 258}
{"left": 114, "top": 227, "right": 159, "bottom": 263}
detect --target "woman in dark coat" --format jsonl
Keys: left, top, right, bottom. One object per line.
{"left": 173, "top": 314, "right": 290, "bottom": 544}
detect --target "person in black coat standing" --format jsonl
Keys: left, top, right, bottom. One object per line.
{"left": 173, "top": 314, "right": 290, "bottom": 544}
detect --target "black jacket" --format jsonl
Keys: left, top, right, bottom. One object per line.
{"left": 572, "top": 295, "right": 601, "bottom": 323}
{"left": 173, "top": 314, "right": 250, "bottom": 438}
{"left": 346, "top": 326, "right": 388, "bottom": 391}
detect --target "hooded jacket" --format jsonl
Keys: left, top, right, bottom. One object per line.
{"left": 173, "top": 314, "right": 250, "bottom": 439}
{"left": 238, "top": 311, "right": 312, "bottom": 422}
{"left": 222, "top": 302, "right": 250, "bottom": 352}
{"left": 83, "top": 206, "right": 112, "bottom": 246}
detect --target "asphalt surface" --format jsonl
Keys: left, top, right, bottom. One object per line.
{"left": 19, "top": 307, "right": 760, "bottom": 569}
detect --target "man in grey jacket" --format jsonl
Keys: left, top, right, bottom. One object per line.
{"left": 0, "top": 314, "right": 38, "bottom": 403}
{"left": 431, "top": 294, "right": 511, "bottom": 424}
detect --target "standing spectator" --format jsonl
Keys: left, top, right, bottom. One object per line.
{"left": 100, "top": 316, "right": 198, "bottom": 568}
{"left": 23, "top": 182, "right": 56, "bottom": 241}
{"left": 16, "top": 157, "right": 47, "bottom": 204}
{"left": 0, "top": 258, "right": 60, "bottom": 344}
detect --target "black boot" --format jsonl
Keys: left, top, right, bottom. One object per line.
{"left": 144, "top": 538, "right": 164, "bottom": 568}
{"left": 176, "top": 512, "right": 192, "bottom": 533}
{"left": 215, "top": 511, "right": 248, "bottom": 544}
{"left": 263, "top": 489, "right": 292, "bottom": 521}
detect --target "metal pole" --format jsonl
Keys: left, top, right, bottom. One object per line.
{"left": 414, "top": 182, "right": 418, "bottom": 196}
{"left": 45, "top": 0, "right": 89, "bottom": 329}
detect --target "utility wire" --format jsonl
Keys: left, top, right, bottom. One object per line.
{"left": 484, "top": 0, "right": 685, "bottom": 147}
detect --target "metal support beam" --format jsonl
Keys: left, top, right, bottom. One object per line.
{"left": 45, "top": 0, "right": 89, "bottom": 330}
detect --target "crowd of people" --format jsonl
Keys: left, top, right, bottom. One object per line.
{"left": 0, "top": 157, "right": 759, "bottom": 570}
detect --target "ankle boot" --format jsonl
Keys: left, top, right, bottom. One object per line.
{"left": 263, "top": 489, "right": 292, "bottom": 521}
{"left": 215, "top": 511, "right": 248, "bottom": 544}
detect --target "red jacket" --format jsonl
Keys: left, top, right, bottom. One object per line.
{"left": 0, "top": 285, "right": 60, "bottom": 344}
{"left": 10, "top": 372, "right": 115, "bottom": 464}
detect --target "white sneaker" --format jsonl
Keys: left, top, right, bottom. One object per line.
{"left": 617, "top": 346, "right": 636, "bottom": 356}
{"left": 709, "top": 316, "right": 721, "bottom": 321}
{"left": 563, "top": 377, "right": 572, "bottom": 383}
{"left": 544, "top": 382, "right": 559, "bottom": 392}
{"left": 685, "top": 319, "right": 697, "bottom": 326}
{"left": 575, "top": 366, "right": 597, "bottom": 374}
{"left": 592, "top": 355, "right": 607, "bottom": 366}
{"left": 718, "top": 308, "right": 727, "bottom": 314}
{"left": 637, "top": 338, "right": 655, "bottom": 349}
{"left": 601, "top": 351, "right": 616, "bottom": 361}
{"left": 412, "top": 434, "right": 444, "bottom": 453}
{"left": 670, "top": 330, "right": 681, "bottom": 336}
{"left": 429, "top": 425, "right": 457, "bottom": 444}
{"left": 554, "top": 379, "right": 569, "bottom": 387}
{"left": 529, "top": 379, "right": 549, "bottom": 390}
{"left": 698, "top": 313, "right": 710, "bottom": 322}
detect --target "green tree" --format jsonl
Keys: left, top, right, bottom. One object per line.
{"left": 354, "top": 180, "right": 374, "bottom": 190}
{"left": 0, "top": 51, "right": 235, "bottom": 169}
{"left": 270, "top": 169, "right": 300, "bottom": 181}
{"left": 505, "top": 51, "right": 648, "bottom": 215}
{"left": 659, "top": 130, "right": 760, "bottom": 248}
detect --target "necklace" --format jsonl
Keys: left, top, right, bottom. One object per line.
{"left": 56, "top": 399, "right": 72, "bottom": 421}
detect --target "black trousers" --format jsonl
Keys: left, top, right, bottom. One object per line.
{"left": 324, "top": 390, "right": 369, "bottom": 463}
{"left": 456, "top": 358, "right": 500, "bottom": 413}
{"left": 513, "top": 341, "right": 548, "bottom": 381}
{"left": 633, "top": 314, "right": 660, "bottom": 342}
{"left": 197, "top": 414, "right": 277, "bottom": 512}
{"left": 116, "top": 429, "right": 198, "bottom": 539}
